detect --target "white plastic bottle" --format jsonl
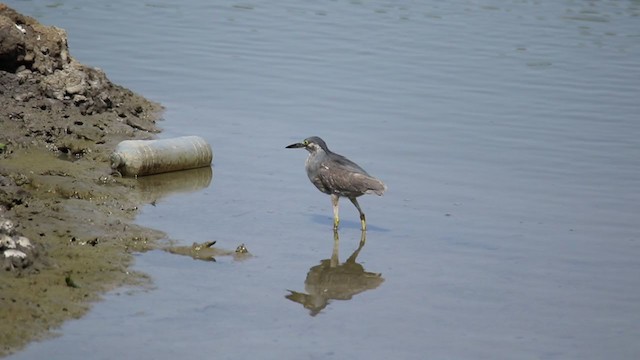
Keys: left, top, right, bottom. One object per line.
{"left": 110, "top": 136, "right": 213, "bottom": 177}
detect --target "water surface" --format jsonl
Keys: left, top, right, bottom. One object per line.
{"left": 6, "top": 1, "right": 640, "bottom": 359}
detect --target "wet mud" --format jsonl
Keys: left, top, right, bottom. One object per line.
{"left": 0, "top": 5, "right": 168, "bottom": 356}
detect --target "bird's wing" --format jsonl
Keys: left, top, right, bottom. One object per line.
{"left": 329, "top": 153, "right": 370, "bottom": 176}
{"left": 317, "top": 160, "right": 384, "bottom": 196}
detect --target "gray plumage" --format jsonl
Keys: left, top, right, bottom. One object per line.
{"left": 286, "top": 136, "right": 386, "bottom": 230}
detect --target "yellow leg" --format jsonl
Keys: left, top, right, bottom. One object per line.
{"left": 331, "top": 194, "right": 340, "bottom": 229}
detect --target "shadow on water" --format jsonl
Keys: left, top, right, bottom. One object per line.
{"left": 286, "top": 230, "right": 385, "bottom": 316}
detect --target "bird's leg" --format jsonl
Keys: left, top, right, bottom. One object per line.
{"left": 349, "top": 197, "right": 367, "bottom": 231}
{"left": 331, "top": 194, "right": 340, "bottom": 229}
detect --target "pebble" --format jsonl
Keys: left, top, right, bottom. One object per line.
{"left": 15, "top": 236, "right": 33, "bottom": 249}
{"left": 0, "top": 219, "right": 15, "bottom": 234}
{"left": 4, "top": 249, "right": 27, "bottom": 259}
{"left": 1, "top": 234, "right": 16, "bottom": 249}
{"left": 1, "top": 218, "right": 38, "bottom": 271}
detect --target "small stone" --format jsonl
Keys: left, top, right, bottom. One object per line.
{"left": 65, "top": 82, "right": 86, "bottom": 95}
{"left": 0, "top": 219, "right": 15, "bottom": 234}
{"left": 4, "top": 249, "right": 27, "bottom": 259}
{"left": 15, "top": 236, "right": 33, "bottom": 249}
{"left": 13, "top": 92, "right": 34, "bottom": 102}
{"left": 1, "top": 234, "right": 16, "bottom": 249}
{"left": 73, "top": 94, "right": 87, "bottom": 104}
{"left": 3, "top": 249, "right": 32, "bottom": 270}
{"left": 235, "top": 244, "right": 248, "bottom": 254}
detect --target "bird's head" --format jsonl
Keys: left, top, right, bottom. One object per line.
{"left": 285, "top": 136, "right": 329, "bottom": 154}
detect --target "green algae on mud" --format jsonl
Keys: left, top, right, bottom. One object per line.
{"left": 0, "top": 147, "right": 167, "bottom": 357}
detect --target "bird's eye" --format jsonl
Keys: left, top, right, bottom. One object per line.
{"left": 303, "top": 140, "right": 309, "bottom": 145}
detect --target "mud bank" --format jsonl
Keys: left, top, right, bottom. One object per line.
{"left": 0, "top": 5, "right": 167, "bottom": 356}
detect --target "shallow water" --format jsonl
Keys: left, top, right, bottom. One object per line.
{"left": 6, "top": 0, "right": 640, "bottom": 359}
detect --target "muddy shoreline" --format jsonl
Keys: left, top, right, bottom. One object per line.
{"left": 0, "top": 5, "right": 168, "bottom": 356}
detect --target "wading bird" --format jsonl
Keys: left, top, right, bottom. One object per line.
{"left": 286, "top": 136, "right": 386, "bottom": 230}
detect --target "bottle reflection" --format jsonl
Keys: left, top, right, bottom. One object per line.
{"left": 286, "top": 230, "right": 384, "bottom": 316}
{"left": 135, "top": 166, "right": 213, "bottom": 204}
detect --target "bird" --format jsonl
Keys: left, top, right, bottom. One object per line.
{"left": 286, "top": 136, "right": 386, "bottom": 231}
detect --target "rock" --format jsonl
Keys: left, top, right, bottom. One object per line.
{"left": 1, "top": 234, "right": 16, "bottom": 249}
{"left": 165, "top": 241, "right": 251, "bottom": 262}
{"left": 0, "top": 13, "right": 25, "bottom": 73}
{"left": 0, "top": 5, "right": 140, "bottom": 116}
{"left": 3, "top": 248, "right": 32, "bottom": 270}
{"left": 0, "top": 5, "right": 69, "bottom": 74}
{"left": 73, "top": 94, "right": 87, "bottom": 105}
{"left": 3, "top": 248, "right": 25, "bottom": 258}
{"left": 13, "top": 91, "right": 34, "bottom": 102}
{"left": 0, "top": 219, "right": 40, "bottom": 272}
{"left": 15, "top": 236, "right": 32, "bottom": 249}
{"left": 0, "top": 219, "right": 15, "bottom": 234}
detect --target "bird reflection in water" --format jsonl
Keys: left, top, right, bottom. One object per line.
{"left": 286, "top": 230, "right": 384, "bottom": 316}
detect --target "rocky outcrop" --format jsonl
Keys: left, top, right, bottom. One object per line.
{"left": 0, "top": 5, "right": 69, "bottom": 74}
{"left": 0, "top": 4, "right": 157, "bottom": 116}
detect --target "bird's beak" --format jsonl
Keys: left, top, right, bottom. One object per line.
{"left": 285, "top": 142, "right": 305, "bottom": 149}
